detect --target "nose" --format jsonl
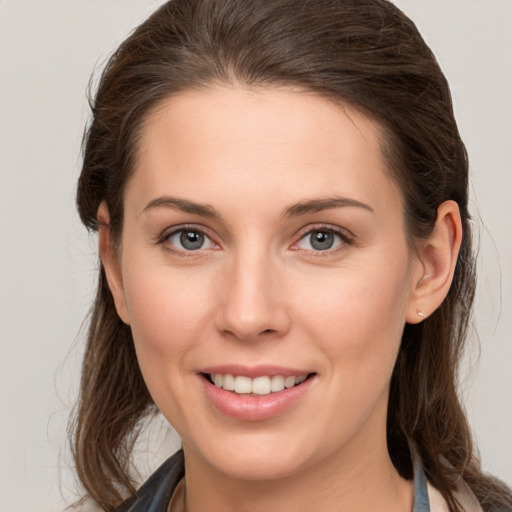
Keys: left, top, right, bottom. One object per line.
{"left": 215, "top": 249, "right": 290, "bottom": 342}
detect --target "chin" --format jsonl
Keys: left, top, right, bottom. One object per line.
{"left": 184, "top": 428, "right": 331, "bottom": 482}
{"left": 213, "top": 450, "right": 309, "bottom": 481}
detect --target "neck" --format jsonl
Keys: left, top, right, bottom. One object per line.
{"left": 181, "top": 435, "right": 413, "bottom": 512}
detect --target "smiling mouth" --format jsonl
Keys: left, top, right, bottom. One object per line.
{"left": 203, "top": 373, "right": 315, "bottom": 396}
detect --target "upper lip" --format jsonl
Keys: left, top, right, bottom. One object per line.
{"left": 199, "top": 364, "right": 314, "bottom": 378}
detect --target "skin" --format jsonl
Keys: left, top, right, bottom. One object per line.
{"left": 99, "top": 87, "right": 462, "bottom": 512}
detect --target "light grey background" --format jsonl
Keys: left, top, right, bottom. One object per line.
{"left": 0, "top": 1, "right": 510, "bottom": 511}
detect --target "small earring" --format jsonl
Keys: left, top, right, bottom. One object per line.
{"left": 417, "top": 309, "right": 425, "bottom": 318}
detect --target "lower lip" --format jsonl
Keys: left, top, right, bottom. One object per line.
{"left": 200, "top": 375, "right": 316, "bottom": 421}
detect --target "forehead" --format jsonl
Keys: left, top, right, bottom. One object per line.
{"left": 128, "top": 86, "right": 403, "bottom": 219}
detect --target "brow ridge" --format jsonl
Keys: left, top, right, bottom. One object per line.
{"left": 143, "top": 195, "right": 373, "bottom": 220}
{"left": 282, "top": 196, "right": 374, "bottom": 218}
{"left": 143, "top": 196, "right": 219, "bottom": 218}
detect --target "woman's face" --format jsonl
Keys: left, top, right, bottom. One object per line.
{"left": 108, "top": 87, "right": 423, "bottom": 481}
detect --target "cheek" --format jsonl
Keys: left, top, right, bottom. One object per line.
{"left": 122, "top": 262, "right": 215, "bottom": 362}
{"left": 295, "top": 252, "right": 411, "bottom": 369}
{"left": 294, "top": 255, "right": 412, "bottom": 441}
{"left": 121, "top": 263, "right": 219, "bottom": 419}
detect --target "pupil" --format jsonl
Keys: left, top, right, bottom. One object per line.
{"left": 311, "top": 231, "right": 333, "bottom": 250}
{"left": 180, "top": 231, "right": 204, "bottom": 250}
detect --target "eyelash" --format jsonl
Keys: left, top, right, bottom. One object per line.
{"left": 157, "top": 224, "right": 354, "bottom": 255}
{"left": 291, "top": 224, "right": 354, "bottom": 254}
{"left": 157, "top": 225, "right": 219, "bottom": 256}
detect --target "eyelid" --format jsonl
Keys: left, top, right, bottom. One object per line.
{"left": 156, "top": 222, "right": 353, "bottom": 254}
{"left": 158, "top": 224, "right": 220, "bottom": 252}
{"left": 290, "top": 224, "right": 354, "bottom": 251}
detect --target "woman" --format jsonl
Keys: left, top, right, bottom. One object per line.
{"left": 71, "top": 0, "right": 512, "bottom": 511}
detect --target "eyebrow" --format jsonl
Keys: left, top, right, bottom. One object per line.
{"left": 142, "top": 195, "right": 374, "bottom": 220}
{"left": 142, "top": 196, "right": 220, "bottom": 218}
{"left": 282, "top": 196, "right": 374, "bottom": 218}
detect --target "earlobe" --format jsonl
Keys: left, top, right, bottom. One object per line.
{"left": 97, "top": 202, "right": 130, "bottom": 325}
{"left": 406, "top": 200, "right": 463, "bottom": 324}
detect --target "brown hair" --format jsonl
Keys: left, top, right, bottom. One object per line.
{"left": 71, "top": 0, "right": 512, "bottom": 510}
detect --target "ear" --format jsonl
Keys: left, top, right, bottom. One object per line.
{"left": 97, "top": 202, "right": 130, "bottom": 324}
{"left": 406, "top": 200, "right": 463, "bottom": 324}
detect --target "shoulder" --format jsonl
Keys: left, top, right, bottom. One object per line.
{"left": 115, "top": 450, "right": 185, "bottom": 512}
{"left": 428, "top": 479, "right": 512, "bottom": 512}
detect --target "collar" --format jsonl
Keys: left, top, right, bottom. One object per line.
{"left": 116, "top": 449, "right": 481, "bottom": 512}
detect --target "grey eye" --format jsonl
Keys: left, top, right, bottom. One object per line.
{"left": 309, "top": 231, "right": 335, "bottom": 250}
{"left": 295, "top": 229, "right": 345, "bottom": 252}
{"left": 179, "top": 230, "right": 205, "bottom": 250}
{"left": 166, "top": 229, "right": 215, "bottom": 251}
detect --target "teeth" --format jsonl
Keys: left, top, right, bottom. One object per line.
{"left": 211, "top": 373, "right": 309, "bottom": 396}
{"left": 223, "top": 374, "right": 235, "bottom": 391}
{"left": 234, "top": 376, "right": 252, "bottom": 394}
{"left": 296, "top": 374, "right": 307, "bottom": 384}
{"left": 284, "top": 376, "right": 296, "bottom": 388}
{"left": 252, "top": 376, "right": 271, "bottom": 395}
{"left": 270, "top": 375, "right": 285, "bottom": 392}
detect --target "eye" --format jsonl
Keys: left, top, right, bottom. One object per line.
{"left": 294, "top": 228, "right": 348, "bottom": 251}
{"left": 165, "top": 228, "right": 217, "bottom": 251}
